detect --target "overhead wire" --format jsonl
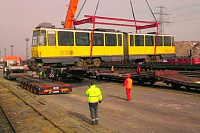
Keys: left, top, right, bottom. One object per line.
{"left": 167, "top": 2, "right": 200, "bottom": 12}
{"left": 165, "top": 2, "right": 200, "bottom": 22}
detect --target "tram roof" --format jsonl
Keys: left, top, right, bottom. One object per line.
{"left": 35, "top": 23, "right": 172, "bottom": 36}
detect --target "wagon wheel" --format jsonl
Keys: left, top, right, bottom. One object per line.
{"left": 137, "top": 80, "right": 144, "bottom": 85}
{"left": 27, "top": 85, "right": 30, "bottom": 91}
{"left": 22, "top": 82, "right": 25, "bottom": 89}
{"left": 33, "top": 88, "right": 38, "bottom": 95}
{"left": 33, "top": 89, "right": 37, "bottom": 94}
{"left": 30, "top": 86, "right": 34, "bottom": 93}
{"left": 171, "top": 83, "right": 181, "bottom": 89}
{"left": 150, "top": 81, "right": 155, "bottom": 85}
{"left": 6, "top": 73, "right": 10, "bottom": 79}
{"left": 37, "top": 63, "right": 43, "bottom": 68}
{"left": 186, "top": 86, "right": 191, "bottom": 90}
{"left": 58, "top": 76, "right": 63, "bottom": 82}
{"left": 76, "top": 59, "right": 84, "bottom": 67}
{"left": 21, "top": 82, "right": 23, "bottom": 88}
{"left": 93, "top": 58, "right": 101, "bottom": 67}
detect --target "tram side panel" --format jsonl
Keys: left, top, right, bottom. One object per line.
{"left": 31, "top": 26, "right": 175, "bottom": 67}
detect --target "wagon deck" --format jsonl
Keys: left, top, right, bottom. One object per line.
{"left": 17, "top": 76, "right": 72, "bottom": 95}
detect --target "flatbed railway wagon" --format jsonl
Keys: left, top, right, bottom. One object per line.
{"left": 154, "top": 70, "right": 200, "bottom": 90}
{"left": 17, "top": 76, "right": 72, "bottom": 95}
{"left": 46, "top": 66, "right": 88, "bottom": 82}
{"left": 87, "top": 68, "right": 200, "bottom": 90}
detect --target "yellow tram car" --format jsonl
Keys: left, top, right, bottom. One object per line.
{"left": 31, "top": 23, "right": 175, "bottom": 67}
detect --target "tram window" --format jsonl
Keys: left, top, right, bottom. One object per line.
{"left": 93, "top": 33, "right": 103, "bottom": 46}
{"left": 130, "top": 35, "right": 134, "bottom": 46}
{"left": 76, "top": 32, "right": 90, "bottom": 46}
{"left": 48, "top": 31, "right": 56, "bottom": 46}
{"left": 118, "top": 34, "right": 122, "bottom": 46}
{"left": 39, "top": 31, "right": 47, "bottom": 46}
{"left": 172, "top": 37, "right": 175, "bottom": 46}
{"left": 58, "top": 31, "right": 74, "bottom": 46}
{"left": 145, "top": 35, "right": 154, "bottom": 46}
{"left": 32, "top": 31, "right": 39, "bottom": 46}
{"left": 156, "top": 36, "right": 163, "bottom": 46}
{"left": 164, "top": 36, "right": 171, "bottom": 46}
{"left": 135, "top": 35, "right": 144, "bottom": 46}
{"left": 105, "top": 34, "right": 116, "bottom": 46}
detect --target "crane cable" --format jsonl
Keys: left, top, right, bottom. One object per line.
{"left": 145, "top": 0, "right": 157, "bottom": 22}
{"left": 130, "top": 0, "right": 136, "bottom": 23}
{"left": 76, "top": 0, "right": 100, "bottom": 19}
{"left": 76, "top": 0, "right": 87, "bottom": 19}
{"left": 94, "top": 0, "right": 100, "bottom": 16}
{"left": 129, "top": 0, "right": 137, "bottom": 32}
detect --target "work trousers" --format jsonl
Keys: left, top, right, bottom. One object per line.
{"left": 89, "top": 102, "right": 99, "bottom": 121}
{"left": 126, "top": 88, "right": 131, "bottom": 100}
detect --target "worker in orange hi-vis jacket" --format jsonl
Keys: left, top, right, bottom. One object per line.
{"left": 123, "top": 74, "right": 133, "bottom": 101}
{"left": 110, "top": 66, "right": 114, "bottom": 73}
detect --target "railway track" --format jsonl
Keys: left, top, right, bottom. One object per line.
{"left": 0, "top": 106, "right": 15, "bottom": 133}
{"left": 0, "top": 80, "right": 65, "bottom": 133}
{"left": 0, "top": 76, "right": 112, "bottom": 133}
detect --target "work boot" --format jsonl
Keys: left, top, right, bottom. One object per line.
{"left": 95, "top": 119, "right": 99, "bottom": 125}
{"left": 91, "top": 121, "right": 95, "bottom": 125}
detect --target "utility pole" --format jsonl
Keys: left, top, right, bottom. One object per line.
{"left": 154, "top": 5, "right": 171, "bottom": 34}
{"left": 10, "top": 45, "right": 13, "bottom": 56}
{"left": 4, "top": 48, "right": 6, "bottom": 57}
{"left": 25, "top": 38, "right": 29, "bottom": 60}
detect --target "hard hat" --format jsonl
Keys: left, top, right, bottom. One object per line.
{"left": 126, "top": 74, "right": 130, "bottom": 78}
{"left": 91, "top": 81, "right": 96, "bottom": 85}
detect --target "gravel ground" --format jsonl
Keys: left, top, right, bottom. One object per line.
{"left": 0, "top": 69, "right": 200, "bottom": 133}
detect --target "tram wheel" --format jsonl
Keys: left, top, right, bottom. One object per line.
{"left": 93, "top": 58, "right": 101, "bottom": 67}
{"left": 76, "top": 59, "right": 84, "bottom": 67}
{"left": 145, "top": 56, "right": 150, "bottom": 62}
{"left": 156, "top": 55, "right": 161, "bottom": 62}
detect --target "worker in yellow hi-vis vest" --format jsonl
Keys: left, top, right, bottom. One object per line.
{"left": 86, "top": 82, "right": 102, "bottom": 125}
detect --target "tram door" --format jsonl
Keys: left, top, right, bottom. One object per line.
{"left": 123, "top": 33, "right": 129, "bottom": 61}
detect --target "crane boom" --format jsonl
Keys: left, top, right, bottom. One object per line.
{"left": 64, "top": 0, "right": 79, "bottom": 29}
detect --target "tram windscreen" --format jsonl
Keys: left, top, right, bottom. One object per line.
{"left": 32, "top": 30, "right": 46, "bottom": 46}
{"left": 32, "top": 31, "right": 39, "bottom": 46}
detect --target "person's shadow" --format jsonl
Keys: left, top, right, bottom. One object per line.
{"left": 107, "top": 94, "right": 127, "bottom": 101}
{"left": 67, "top": 111, "right": 91, "bottom": 124}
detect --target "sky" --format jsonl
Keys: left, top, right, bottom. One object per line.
{"left": 0, "top": 0, "right": 200, "bottom": 59}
